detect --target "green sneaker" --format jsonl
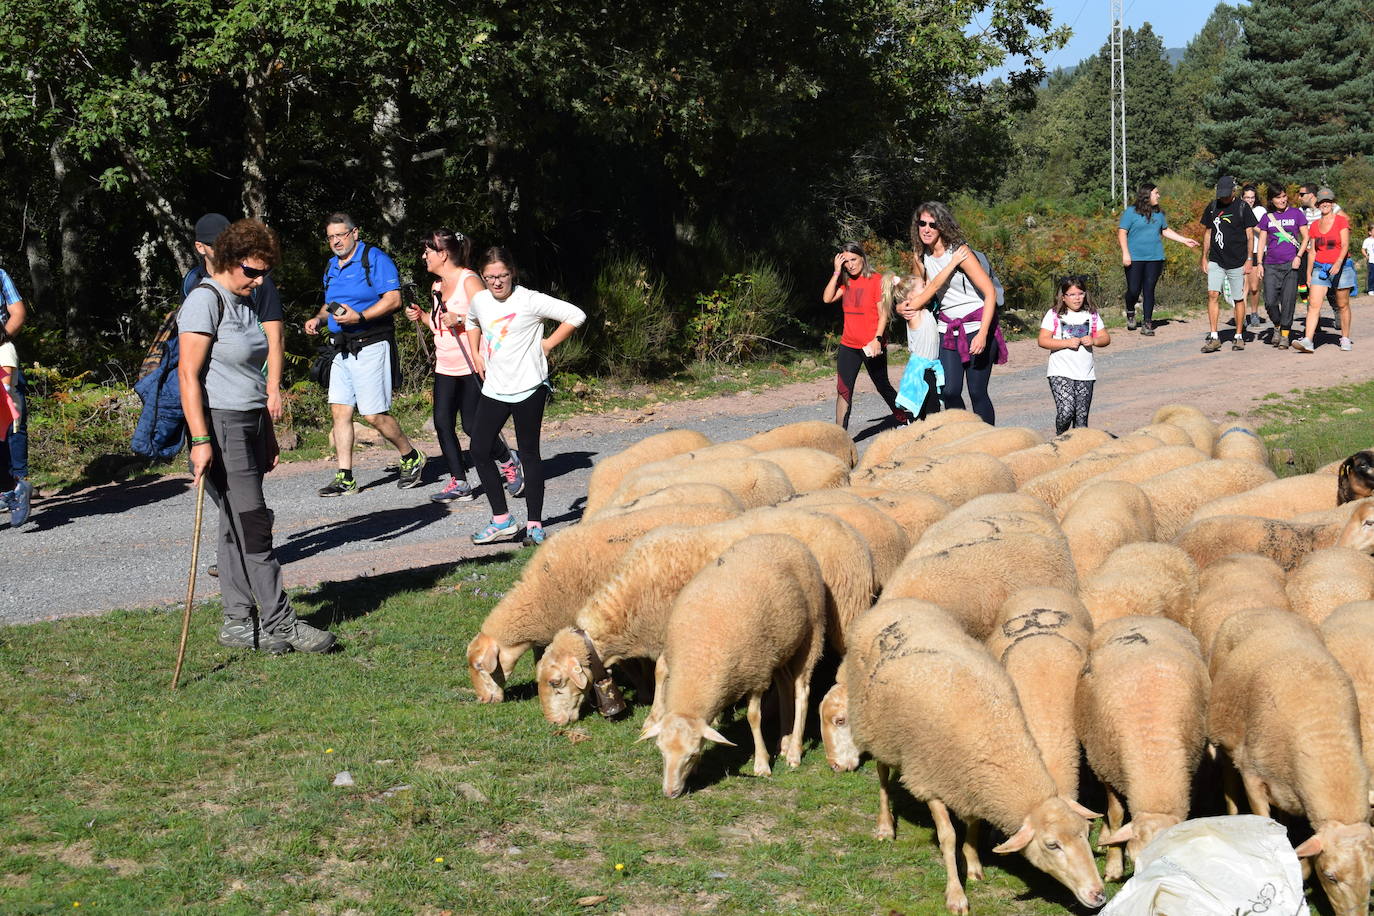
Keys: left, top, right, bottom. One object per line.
{"left": 397, "top": 450, "right": 426, "bottom": 489}
{"left": 269, "top": 617, "right": 337, "bottom": 653}
{"left": 318, "top": 471, "right": 359, "bottom": 497}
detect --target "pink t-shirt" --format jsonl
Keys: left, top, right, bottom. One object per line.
{"left": 430, "top": 269, "right": 480, "bottom": 376}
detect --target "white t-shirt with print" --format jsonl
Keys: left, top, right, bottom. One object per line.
{"left": 1041, "top": 309, "right": 1101, "bottom": 381}
{"left": 1362, "top": 236, "right": 1374, "bottom": 264}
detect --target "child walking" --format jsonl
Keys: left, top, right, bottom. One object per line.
{"left": 1038, "top": 276, "right": 1110, "bottom": 435}
{"left": 893, "top": 274, "right": 943, "bottom": 421}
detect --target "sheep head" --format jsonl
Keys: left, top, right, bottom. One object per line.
{"left": 1337, "top": 452, "right": 1374, "bottom": 505}
{"left": 1337, "top": 503, "right": 1374, "bottom": 554}
{"left": 466, "top": 633, "right": 525, "bottom": 703}
{"left": 819, "top": 681, "right": 859, "bottom": 772}
{"left": 641, "top": 713, "right": 733, "bottom": 798}
{"left": 536, "top": 630, "right": 592, "bottom": 725}
{"left": 1097, "top": 811, "right": 1181, "bottom": 866}
{"left": 993, "top": 796, "right": 1105, "bottom": 909}
{"left": 1296, "top": 821, "right": 1374, "bottom": 916}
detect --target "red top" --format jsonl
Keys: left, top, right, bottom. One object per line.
{"left": 840, "top": 272, "right": 885, "bottom": 349}
{"left": 1309, "top": 213, "right": 1349, "bottom": 265}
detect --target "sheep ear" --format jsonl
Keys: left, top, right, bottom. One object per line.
{"left": 1098, "top": 823, "right": 1135, "bottom": 848}
{"left": 637, "top": 720, "right": 662, "bottom": 742}
{"left": 1066, "top": 798, "right": 1104, "bottom": 820}
{"left": 570, "top": 661, "right": 589, "bottom": 690}
{"left": 1295, "top": 835, "right": 1324, "bottom": 858}
{"left": 473, "top": 638, "right": 499, "bottom": 673}
{"left": 701, "top": 724, "right": 736, "bottom": 747}
{"left": 993, "top": 821, "right": 1035, "bottom": 854}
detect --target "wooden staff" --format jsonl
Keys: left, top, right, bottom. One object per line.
{"left": 171, "top": 474, "right": 207, "bottom": 689}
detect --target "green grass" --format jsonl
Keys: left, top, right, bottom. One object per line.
{"left": 1253, "top": 377, "right": 1374, "bottom": 477}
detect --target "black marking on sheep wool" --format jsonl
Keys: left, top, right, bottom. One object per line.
{"left": 1001, "top": 609, "right": 1071, "bottom": 638}
{"left": 998, "top": 630, "right": 1083, "bottom": 666}
{"left": 1258, "top": 518, "right": 1319, "bottom": 570}
{"left": 1107, "top": 629, "right": 1150, "bottom": 647}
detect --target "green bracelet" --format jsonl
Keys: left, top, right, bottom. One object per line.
{"left": 190, "top": 436, "right": 211, "bottom": 444}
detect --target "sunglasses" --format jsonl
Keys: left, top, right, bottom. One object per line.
{"left": 240, "top": 263, "right": 271, "bottom": 279}
{"left": 914, "top": 219, "right": 939, "bottom": 228}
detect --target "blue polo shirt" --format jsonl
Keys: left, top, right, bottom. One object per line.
{"left": 1118, "top": 208, "right": 1168, "bottom": 262}
{"left": 322, "top": 242, "right": 400, "bottom": 335}
{"left": 0, "top": 268, "right": 20, "bottom": 326}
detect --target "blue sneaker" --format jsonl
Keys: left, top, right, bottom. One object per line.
{"left": 0, "top": 489, "right": 13, "bottom": 512}
{"left": 472, "top": 516, "right": 521, "bottom": 545}
{"left": 10, "top": 480, "right": 32, "bottom": 526}
{"left": 499, "top": 454, "right": 526, "bottom": 497}
{"left": 524, "top": 525, "right": 546, "bottom": 545}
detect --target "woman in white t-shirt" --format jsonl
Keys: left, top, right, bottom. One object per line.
{"left": 1038, "top": 276, "right": 1111, "bottom": 435}
{"left": 1242, "top": 185, "right": 1267, "bottom": 329}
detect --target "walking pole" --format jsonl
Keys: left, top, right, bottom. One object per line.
{"left": 171, "top": 474, "right": 207, "bottom": 690}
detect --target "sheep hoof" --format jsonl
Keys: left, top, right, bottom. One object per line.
{"left": 944, "top": 889, "right": 969, "bottom": 914}
{"left": 874, "top": 824, "right": 895, "bottom": 841}
{"left": 966, "top": 865, "right": 984, "bottom": 882}
{"left": 1105, "top": 865, "right": 1124, "bottom": 883}
{"left": 753, "top": 759, "right": 773, "bottom": 778}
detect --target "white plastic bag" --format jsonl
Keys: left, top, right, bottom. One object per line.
{"left": 1101, "top": 815, "right": 1309, "bottom": 916}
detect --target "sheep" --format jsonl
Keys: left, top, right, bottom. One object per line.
{"left": 466, "top": 502, "right": 741, "bottom": 702}
{"left": 885, "top": 424, "right": 1000, "bottom": 466}
{"left": 1075, "top": 616, "right": 1209, "bottom": 881}
{"left": 1187, "top": 554, "right": 1290, "bottom": 658}
{"left": 1320, "top": 602, "right": 1374, "bottom": 791}
{"left": 926, "top": 425, "right": 1045, "bottom": 459}
{"left": 1001, "top": 428, "right": 1116, "bottom": 487}
{"left": 1056, "top": 445, "right": 1210, "bottom": 515}
{"left": 1339, "top": 451, "right": 1374, "bottom": 504}
{"left": 819, "top": 675, "right": 859, "bottom": 773}
{"left": 749, "top": 446, "right": 850, "bottom": 494}
{"left": 643, "top": 534, "right": 826, "bottom": 797}
{"left": 1213, "top": 425, "right": 1269, "bottom": 465}
{"left": 1207, "top": 614, "right": 1374, "bottom": 916}
{"left": 884, "top": 530, "right": 1077, "bottom": 640}
{"left": 855, "top": 409, "right": 986, "bottom": 472}
{"left": 985, "top": 588, "right": 1093, "bottom": 799}
{"left": 1152, "top": 404, "right": 1219, "bottom": 453}
{"left": 1058, "top": 480, "right": 1156, "bottom": 579}
{"left": 914, "top": 494, "right": 1063, "bottom": 558}
{"left": 740, "top": 420, "right": 857, "bottom": 468}
{"left": 584, "top": 428, "right": 712, "bottom": 516}
{"left": 1173, "top": 502, "right": 1374, "bottom": 571}
{"left": 1129, "top": 423, "right": 1195, "bottom": 448}
{"left": 784, "top": 491, "right": 911, "bottom": 585}
{"left": 1208, "top": 604, "right": 1315, "bottom": 684}
{"left": 1020, "top": 433, "right": 1168, "bottom": 510}
{"left": 1138, "top": 459, "right": 1278, "bottom": 542}
{"left": 857, "top": 452, "right": 1016, "bottom": 508}
{"left": 1190, "top": 471, "right": 1342, "bottom": 524}
{"left": 1286, "top": 547, "right": 1374, "bottom": 625}
{"left": 1292, "top": 495, "right": 1374, "bottom": 526}
{"left": 597, "top": 482, "right": 745, "bottom": 518}
{"left": 1077, "top": 542, "right": 1198, "bottom": 631}
{"left": 844, "top": 599, "right": 1106, "bottom": 913}
{"left": 843, "top": 485, "right": 952, "bottom": 542}
{"left": 605, "top": 457, "right": 795, "bottom": 511}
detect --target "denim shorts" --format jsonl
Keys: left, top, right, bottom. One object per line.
{"left": 328, "top": 339, "right": 393, "bottom": 415}
{"left": 1207, "top": 262, "right": 1247, "bottom": 296}
{"left": 1310, "top": 258, "right": 1356, "bottom": 290}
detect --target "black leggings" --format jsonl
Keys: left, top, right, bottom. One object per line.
{"left": 939, "top": 345, "right": 995, "bottom": 424}
{"left": 433, "top": 372, "right": 511, "bottom": 479}
{"left": 836, "top": 344, "right": 899, "bottom": 430}
{"left": 471, "top": 386, "right": 549, "bottom": 523}
{"left": 1123, "top": 260, "right": 1165, "bottom": 324}
{"left": 1048, "top": 377, "right": 1094, "bottom": 435}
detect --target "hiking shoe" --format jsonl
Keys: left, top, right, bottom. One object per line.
{"left": 892, "top": 408, "right": 913, "bottom": 426}
{"left": 1340, "top": 337, "right": 1353, "bottom": 351}
{"left": 208, "top": 564, "right": 219, "bottom": 578}
{"left": 472, "top": 516, "right": 521, "bottom": 545}
{"left": 1126, "top": 314, "right": 1138, "bottom": 331}
{"left": 1291, "top": 337, "right": 1315, "bottom": 353}
{"left": 10, "top": 480, "right": 32, "bottom": 526}
{"left": 1140, "top": 322, "right": 1155, "bottom": 337}
{"left": 397, "top": 450, "right": 426, "bottom": 489}
{"left": 1278, "top": 335, "right": 1291, "bottom": 350}
{"left": 318, "top": 471, "right": 359, "bottom": 497}
{"left": 0, "top": 489, "right": 12, "bottom": 512}
{"left": 431, "top": 475, "right": 475, "bottom": 502}
{"left": 499, "top": 454, "right": 526, "bottom": 498}
{"left": 269, "top": 617, "right": 337, "bottom": 654}
{"left": 1232, "top": 336, "right": 1245, "bottom": 351}
{"left": 525, "top": 525, "right": 546, "bottom": 546}
{"left": 1201, "top": 336, "right": 1222, "bottom": 353}
{"left": 217, "top": 620, "right": 289, "bottom": 653}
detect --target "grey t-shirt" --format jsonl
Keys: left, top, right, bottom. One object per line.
{"left": 177, "top": 278, "right": 268, "bottom": 411}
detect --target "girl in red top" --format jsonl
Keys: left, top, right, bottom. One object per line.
{"left": 1294, "top": 189, "right": 1354, "bottom": 353}
{"left": 822, "top": 242, "right": 906, "bottom": 432}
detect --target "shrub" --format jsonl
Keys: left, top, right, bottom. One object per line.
{"left": 686, "top": 262, "right": 798, "bottom": 363}
{"left": 578, "top": 253, "right": 677, "bottom": 379}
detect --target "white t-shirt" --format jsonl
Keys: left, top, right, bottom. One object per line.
{"left": 1041, "top": 309, "right": 1101, "bottom": 381}
{"left": 0, "top": 341, "right": 16, "bottom": 378}
{"left": 1362, "top": 237, "right": 1374, "bottom": 264}
{"left": 923, "top": 250, "right": 987, "bottom": 333}
{"left": 1250, "top": 206, "right": 1267, "bottom": 253}
{"left": 466, "top": 286, "right": 586, "bottom": 400}
{"left": 905, "top": 309, "right": 939, "bottom": 360}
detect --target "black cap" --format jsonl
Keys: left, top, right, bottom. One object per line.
{"left": 194, "top": 213, "right": 231, "bottom": 244}
{"left": 1215, "top": 176, "right": 1236, "bottom": 198}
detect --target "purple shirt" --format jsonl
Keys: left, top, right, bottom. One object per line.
{"left": 1258, "top": 207, "right": 1307, "bottom": 264}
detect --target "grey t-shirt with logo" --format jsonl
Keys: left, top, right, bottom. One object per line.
{"left": 177, "top": 277, "right": 268, "bottom": 411}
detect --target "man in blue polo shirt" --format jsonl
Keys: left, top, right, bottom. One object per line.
{"left": 0, "top": 264, "right": 32, "bottom": 525}
{"left": 304, "top": 212, "right": 424, "bottom": 495}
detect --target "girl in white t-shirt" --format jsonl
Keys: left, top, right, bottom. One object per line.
{"left": 1038, "top": 276, "right": 1110, "bottom": 435}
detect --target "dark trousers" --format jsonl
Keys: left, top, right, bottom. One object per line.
{"left": 433, "top": 372, "right": 511, "bottom": 480}
{"left": 1123, "top": 260, "right": 1164, "bottom": 325}
{"left": 939, "top": 345, "right": 995, "bottom": 425}
{"left": 207, "top": 408, "right": 292, "bottom": 630}
{"left": 471, "top": 386, "right": 549, "bottom": 522}
{"left": 1, "top": 366, "right": 27, "bottom": 487}
{"left": 1262, "top": 262, "right": 1298, "bottom": 331}
{"left": 835, "top": 344, "right": 900, "bottom": 430}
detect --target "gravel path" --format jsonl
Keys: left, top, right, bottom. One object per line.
{"left": 4, "top": 300, "right": 1370, "bottom": 625}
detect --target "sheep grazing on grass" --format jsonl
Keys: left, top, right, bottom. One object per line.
{"left": 819, "top": 676, "right": 859, "bottom": 773}
{"left": 1190, "top": 471, "right": 1342, "bottom": 524}
{"left": 843, "top": 486, "right": 952, "bottom": 542}
{"left": 843, "top": 599, "right": 1106, "bottom": 914}
{"left": 1213, "top": 426, "right": 1269, "bottom": 465}
{"left": 606, "top": 457, "right": 795, "bottom": 512}
{"left": 466, "top": 502, "right": 740, "bottom": 702}
{"left": 1173, "top": 503, "right": 1374, "bottom": 571}
{"left": 926, "top": 425, "right": 1044, "bottom": 459}
{"left": 749, "top": 447, "right": 850, "bottom": 493}
{"left": 1077, "top": 543, "right": 1198, "bottom": 631}
{"left": 1208, "top": 614, "right": 1374, "bottom": 916}
{"left": 1058, "top": 445, "right": 1209, "bottom": 513}
{"left": 1001, "top": 428, "right": 1116, "bottom": 487}
{"left": 1137, "top": 459, "right": 1278, "bottom": 542}
{"left": 1058, "top": 480, "right": 1156, "bottom": 579}
{"left": 643, "top": 534, "right": 827, "bottom": 797}
{"left": 855, "top": 410, "right": 986, "bottom": 472}
{"left": 1075, "top": 617, "right": 1209, "bottom": 881}
{"left": 985, "top": 588, "right": 1093, "bottom": 799}
{"left": 1339, "top": 451, "right": 1374, "bottom": 504}
{"left": 784, "top": 491, "right": 910, "bottom": 585}
{"left": 1321, "top": 602, "right": 1374, "bottom": 792}
{"left": 740, "top": 420, "right": 857, "bottom": 468}
{"left": 1287, "top": 547, "right": 1374, "bottom": 625}
{"left": 584, "top": 429, "right": 711, "bottom": 516}
{"left": 1152, "top": 404, "right": 1219, "bottom": 453}
{"left": 857, "top": 452, "right": 1015, "bottom": 508}
{"left": 1186, "top": 554, "right": 1290, "bottom": 658}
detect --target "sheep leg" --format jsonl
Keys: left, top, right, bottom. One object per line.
{"left": 1240, "top": 768, "right": 1271, "bottom": 818}
{"left": 747, "top": 690, "right": 772, "bottom": 777}
{"left": 642, "top": 656, "right": 669, "bottom": 732}
{"left": 771, "top": 669, "right": 796, "bottom": 756}
{"left": 962, "top": 818, "right": 984, "bottom": 881}
{"left": 875, "top": 763, "right": 896, "bottom": 840}
{"left": 1103, "top": 788, "right": 1126, "bottom": 882}
{"left": 929, "top": 798, "right": 970, "bottom": 915}
{"left": 785, "top": 658, "right": 812, "bottom": 768}
{"left": 1221, "top": 760, "right": 1242, "bottom": 816}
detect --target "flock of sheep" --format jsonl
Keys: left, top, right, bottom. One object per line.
{"left": 463, "top": 409, "right": 1374, "bottom": 914}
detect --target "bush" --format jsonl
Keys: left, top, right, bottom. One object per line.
{"left": 572, "top": 253, "right": 677, "bottom": 380}
{"left": 686, "top": 262, "right": 799, "bottom": 363}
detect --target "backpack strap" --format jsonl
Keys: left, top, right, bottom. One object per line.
{"left": 191, "top": 281, "right": 228, "bottom": 340}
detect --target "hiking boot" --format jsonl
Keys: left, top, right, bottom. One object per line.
{"left": 10, "top": 479, "right": 32, "bottom": 526}
{"left": 208, "top": 564, "right": 219, "bottom": 578}
{"left": 397, "top": 450, "right": 426, "bottom": 489}
{"left": 1140, "top": 322, "right": 1155, "bottom": 337}
{"left": 431, "top": 475, "right": 475, "bottom": 502}
{"left": 1201, "top": 335, "right": 1222, "bottom": 354}
{"left": 269, "top": 617, "right": 337, "bottom": 653}
{"left": 472, "top": 516, "right": 521, "bottom": 545}
{"left": 1291, "top": 337, "right": 1315, "bottom": 353}
{"left": 1278, "top": 334, "right": 1291, "bottom": 350}
{"left": 525, "top": 525, "right": 546, "bottom": 546}
{"left": 1340, "top": 337, "right": 1353, "bottom": 351}
{"left": 1126, "top": 312, "right": 1138, "bottom": 331}
{"left": 499, "top": 454, "right": 526, "bottom": 497}
{"left": 217, "top": 620, "right": 290, "bottom": 653}
{"left": 318, "top": 471, "right": 359, "bottom": 497}
{"left": 1232, "top": 336, "right": 1245, "bottom": 351}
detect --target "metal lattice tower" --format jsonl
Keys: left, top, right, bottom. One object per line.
{"left": 1108, "top": 0, "right": 1127, "bottom": 206}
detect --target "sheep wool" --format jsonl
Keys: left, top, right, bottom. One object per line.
{"left": 1187, "top": 554, "right": 1290, "bottom": 658}
{"left": 1020, "top": 434, "right": 1166, "bottom": 510}
{"left": 1137, "top": 459, "right": 1278, "bottom": 542}
{"left": 1172, "top": 513, "right": 1362, "bottom": 571}
{"left": 1057, "top": 445, "right": 1210, "bottom": 514}
{"left": 1152, "top": 404, "right": 1218, "bottom": 453}
{"left": 843, "top": 486, "right": 952, "bottom": 543}
{"left": 597, "top": 482, "right": 745, "bottom": 518}
{"left": 855, "top": 409, "right": 985, "bottom": 472}
{"left": 857, "top": 451, "right": 1015, "bottom": 508}
{"left": 1058, "top": 480, "right": 1157, "bottom": 579}
{"left": 783, "top": 491, "right": 910, "bottom": 586}
{"left": 1190, "top": 471, "right": 1340, "bottom": 525}
{"left": 1212, "top": 425, "right": 1269, "bottom": 465}
{"left": 1077, "top": 542, "right": 1198, "bottom": 631}
{"left": 1002, "top": 428, "right": 1116, "bottom": 486}
{"left": 914, "top": 497, "right": 1064, "bottom": 559}
{"left": 749, "top": 447, "right": 850, "bottom": 494}
{"left": 606, "top": 457, "right": 795, "bottom": 511}
{"left": 740, "top": 420, "right": 857, "bottom": 468}
{"left": 1320, "top": 602, "right": 1374, "bottom": 791}
{"left": 585, "top": 429, "right": 711, "bottom": 516}
{"left": 926, "top": 425, "right": 1044, "bottom": 459}
{"left": 1286, "top": 547, "right": 1374, "bottom": 626}
{"left": 1129, "top": 423, "right": 1195, "bottom": 449}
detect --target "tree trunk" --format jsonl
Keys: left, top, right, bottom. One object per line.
{"left": 51, "top": 136, "right": 90, "bottom": 339}
{"left": 371, "top": 78, "right": 405, "bottom": 253}
{"left": 485, "top": 126, "right": 517, "bottom": 243}
{"left": 117, "top": 142, "right": 194, "bottom": 278}
{"left": 241, "top": 64, "right": 269, "bottom": 220}
{"left": 21, "top": 206, "right": 53, "bottom": 319}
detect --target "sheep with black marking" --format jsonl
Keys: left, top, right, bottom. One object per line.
{"left": 1059, "top": 480, "right": 1156, "bottom": 579}
{"left": 605, "top": 456, "right": 795, "bottom": 511}
{"left": 1213, "top": 425, "right": 1268, "bottom": 465}
{"left": 1173, "top": 502, "right": 1374, "bottom": 571}
{"left": 1002, "top": 428, "right": 1116, "bottom": 486}
{"left": 750, "top": 446, "right": 850, "bottom": 494}
{"left": 740, "top": 420, "right": 857, "bottom": 468}
{"left": 1129, "top": 423, "right": 1195, "bottom": 449}
{"left": 1286, "top": 547, "right": 1374, "bottom": 625}
{"left": 855, "top": 410, "right": 986, "bottom": 472}
{"left": 857, "top": 451, "right": 1016, "bottom": 508}
{"left": 584, "top": 429, "right": 711, "bottom": 516}
{"left": 1186, "top": 554, "right": 1290, "bottom": 658}
{"left": 1020, "top": 432, "right": 1169, "bottom": 510}
{"left": 644, "top": 534, "right": 827, "bottom": 796}
{"left": 1057, "top": 445, "right": 1210, "bottom": 514}
{"left": 843, "top": 486, "right": 952, "bottom": 542}
{"left": 1077, "top": 542, "right": 1198, "bottom": 630}
{"left": 597, "top": 482, "right": 745, "bottom": 518}
{"left": 785, "top": 490, "right": 911, "bottom": 585}
{"left": 1075, "top": 616, "right": 1209, "bottom": 881}
{"left": 914, "top": 492, "right": 1062, "bottom": 557}
{"left": 1137, "top": 459, "right": 1278, "bottom": 542}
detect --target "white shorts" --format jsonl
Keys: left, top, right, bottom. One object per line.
{"left": 328, "top": 339, "right": 393, "bottom": 416}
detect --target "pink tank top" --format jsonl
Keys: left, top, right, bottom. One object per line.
{"left": 430, "top": 269, "right": 480, "bottom": 376}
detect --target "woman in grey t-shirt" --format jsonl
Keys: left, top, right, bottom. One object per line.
{"left": 177, "top": 219, "right": 335, "bottom": 655}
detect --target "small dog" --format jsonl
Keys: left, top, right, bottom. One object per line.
{"left": 1337, "top": 450, "right": 1374, "bottom": 504}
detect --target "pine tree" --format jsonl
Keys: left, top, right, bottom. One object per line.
{"left": 1201, "top": 0, "right": 1374, "bottom": 185}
